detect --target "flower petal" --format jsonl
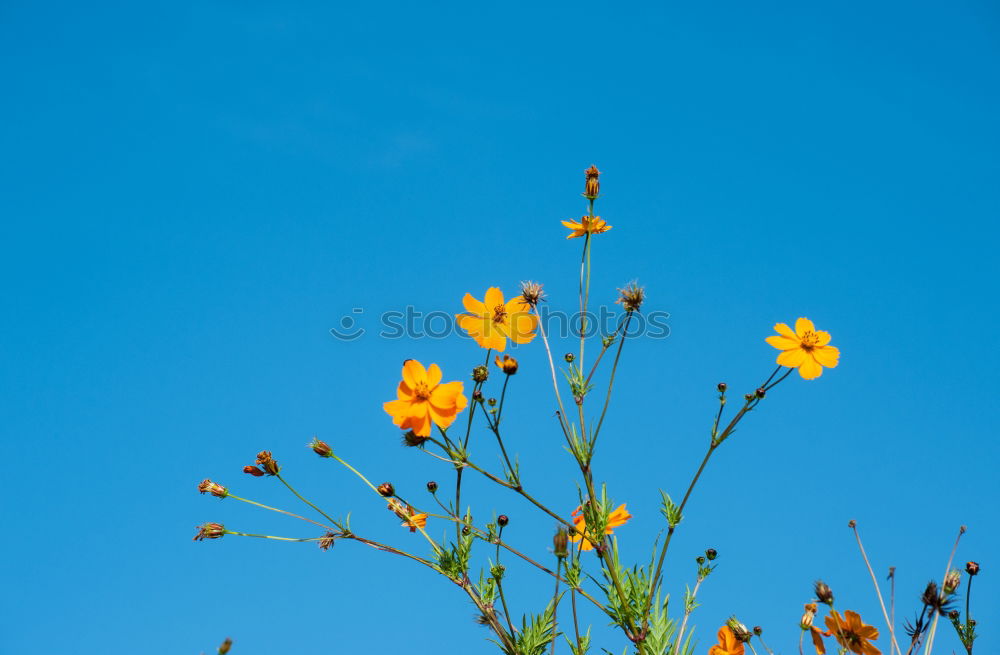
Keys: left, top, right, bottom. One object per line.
{"left": 814, "top": 330, "right": 832, "bottom": 346}
{"left": 799, "top": 356, "right": 823, "bottom": 380}
{"left": 777, "top": 348, "right": 807, "bottom": 367}
{"left": 402, "top": 359, "right": 427, "bottom": 388}
{"left": 774, "top": 322, "right": 798, "bottom": 340}
{"left": 812, "top": 345, "right": 840, "bottom": 368}
{"left": 426, "top": 363, "right": 442, "bottom": 387}
{"left": 484, "top": 287, "right": 505, "bottom": 310}
{"left": 766, "top": 335, "right": 801, "bottom": 351}
{"left": 462, "top": 292, "right": 486, "bottom": 315}
{"left": 795, "top": 317, "right": 816, "bottom": 336}
{"left": 509, "top": 311, "right": 538, "bottom": 344}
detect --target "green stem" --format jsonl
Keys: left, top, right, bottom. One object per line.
{"left": 276, "top": 474, "right": 340, "bottom": 528}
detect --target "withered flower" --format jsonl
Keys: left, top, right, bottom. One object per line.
{"left": 197, "top": 479, "right": 228, "bottom": 498}
{"left": 814, "top": 580, "right": 835, "bottom": 605}
{"left": 377, "top": 482, "right": 395, "bottom": 497}
{"left": 553, "top": 529, "right": 569, "bottom": 558}
{"left": 243, "top": 465, "right": 265, "bottom": 477}
{"left": 965, "top": 561, "right": 980, "bottom": 576}
{"left": 616, "top": 282, "right": 645, "bottom": 312}
{"left": 255, "top": 451, "right": 280, "bottom": 476}
{"left": 519, "top": 281, "right": 545, "bottom": 307}
{"left": 584, "top": 165, "right": 601, "bottom": 199}
{"left": 193, "top": 522, "right": 226, "bottom": 541}
{"left": 727, "top": 617, "right": 752, "bottom": 643}
{"left": 494, "top": 354, "right": 519, "bottom": 375}
{"left": 309, "top": 438, "right": 333, "bottom": 458}
{"left": 318, "top": 531, "right": 337, "bottom": 551}
{"left": 943, "top": 570, "right": 961, "bottom": 594}
{"left": 402, "top": 430, "right": 429, "bottom": 448}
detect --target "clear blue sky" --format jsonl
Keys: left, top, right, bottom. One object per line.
{"left": 2, "top": 2, "right": 997, "bottom": 654}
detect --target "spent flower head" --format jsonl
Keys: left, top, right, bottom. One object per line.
{"left": 616, "top": 281, "right": 645, "bottom": 312}
{"left": 309, "top": 438, "right": 333, "bottom": 458}
{"left": 193, "top": 522, "right": 226, "bottom": 541}
{"left": 197, "top": 479, "right": 228, "bottom": 498}
{"left": 584, "top": 164, "right": 601, "bottom": 199}
{"left": 255, "top": 451, "right": 280, "bottom": 476}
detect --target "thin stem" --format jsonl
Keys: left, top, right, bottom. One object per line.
{"left": 275, "top": 474, "right": 340, "bottom": 528}
{"left": 550, "top": 560, "right": 562, "bottom": 655}
{"left": 591, "top": 310, "right": 634, "bottom": 450}
{"left": 673, "top": 576, "right": 703, "bottom": 655}
{"left": 570, "top": 561, "right": 582, "bottom": 652}
{"left": 923, "top": 527, "right": 966, "bottom": 655}
{"left": 224, "top": 531, "right": 321, "bottom": 542}
{"left": 533, "top": 304, "right": 573, "bottom": 440}
{"left": 851, "top": 522, "right": 901, "bottom": 655}
{"left": 799, "top": 630, "right": 804, "bottom": 655}
{"left": 227, "top": 493, "right": 336, "bottom": 531}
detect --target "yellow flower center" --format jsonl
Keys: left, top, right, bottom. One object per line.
{"left": 800, "top": 330, "right": 819, "bottom": 351}
{"left": 413, "top": 381, "right": 431, "bottom": 400}
{"left": 492, "top": 304, "right": 508, "bottom": 324}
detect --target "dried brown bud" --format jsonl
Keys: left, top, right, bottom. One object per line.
{"left": 800, "top": 604, "right": 817, "bottom": 630}
{"left": 495, "top": 354, "right": 519, "bottom": 375}
{"left": 706, "top": 548, "right": 718, "bottom": 560}
{"left": 616, "top": 282, "right": 645, "bottom": 312}
{"left": 921, "top": 581, "right": 939, "bottom": 606}
{"left": 553, "top": 529, "right": 569, "bottom": 558}
{"left": 402, "top": 430, "right": 429, "bottom": 447}
{"left": 966, "top": 561, "right": 980, "bottom": 576}
{"left": 753, "top": 626, "right": 762, "bottom": 636}
{"left": 243, "top": 465, "right": 265, "bottom": 477}
{"left": 717, "top": 382, "right": 727, "bottom": 393}
{"left": 584, "top": 165, "right": 601, "bottom": 199}
{"left": 727, "top": 618, "right": 752, "bottom": 643}
{"left": 497, "top": 514, "right": 509, "bottom": 527}
{"left": 519, "top": 280, "right": 545, "bottom": 307}
{"left": 848, "top": 519, "right": 856, "bottom": 528}
{"left": 426, "top": 480, "right": 438, "bottom": 493}
{"left": 310, "top": 438, "right": 333, "bottom": 457}
{"left": 462, "top": 525, "right": 471, "bottom": 536}
{"left": 198, "top": 479, "right": 228, "bottom": 498}
{"left": 218, "top": 637, "right": 233, "bottom": 655}
{"left": 755, "top": 387, "right": 766, "bottom": 399}
{"left": 193, "top": 522, "right": 225, "bottom": 541}
{"left": 814, "top": 580, "right": 834, "bottom": 605}
{"left": 564, "top": 353, "right": 575, "bottom": 363}
{"left": 472, "top": 390, "right": 484, "bottom": 402}
{"left": 696, "top": 556, "right": 705, "bottom": 565}
{"left": 318, "top": 531, "right": 337, "bottom": 551}
{"left": 472, "top": 365, "right": 489, "bottom": 383}
{"left": 377, "top": 482, "right": 395, "bottom": 497}
{"left": 948, "top": 610, "right": 959, "bottom": 621}
{"left": 255, "top": 451, "right": 280, "bottom": 476}
{"left": 943, "top": 570, "right": 961, "bottom": 595}
{"left": 487, "top": 397, "right": 497, "bottom": 407}
{"left": 744, "top": 392, "right": 755, "bottom": 401}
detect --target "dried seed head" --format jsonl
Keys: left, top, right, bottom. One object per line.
{"left": 814, "top": 580, "right": 834, "bottom": 605}
{"left": 309, "top": 438, "right": 333, "bottom": 457}
{"left": 519, "top": 281, "right": 545, "bottom": 307}
{"left": 584, "top": 165, "right": 601, "bottom": 199}
{"left": 255, "top": 451, "right": 280, "bottom": 476}
{"left": 965, "top": 561, "right": 980, "bottom": 576}
{"left": 318, "top": 531, "right": 337, "bottom": 551}
{"left": 921, "top": 581, "right": 940, "bottom": 607}
{"left": 616, "top": 282, "right": 645, "bottom": 312}
{"left": 377, "top": 482, "right": 395, "bottom": 497}
{"left": 198, "top": 479, "right": 228, "bottom": 498}
{"left": 243, "top": 465, "right": 265, "bottom": 477}
{"left": 193, "top": 522, "right": 226, "bottom": 541}
{"left": 426, "top": 480, "right": 438, "bottom": 493}
{"left": 472, "top": 365, "right": 490, "bottom": 383}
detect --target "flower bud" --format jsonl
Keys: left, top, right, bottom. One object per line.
{"left": 402, "top": 430, "right": 429, "bottom": 447}
{"left": 495, "top": 354, "right": 519, "bottom": 375}
{"left": 218, "top": 637, "right": 233, "bottom": 655}
{"left": 426, "top": 480, "right": 438, "bottom": 493}
{"left": 800, "top": 604, "right": 817, "bottom": 630}
{"left": 310, "top": 438, "right": 333, "bottom": 457}
{"left": 198, "top": 479, "right": 228, "bottom": 498}
{"left": 193, "top": 522, "right": 226, "bottom": 541}
{"left": 943, "top": 570, "right": 961, "bottom": 595}
{"left": 744, "top": 393, "right": 755, "bottom": 402}
{"left": 377, "top": 482, "right": 395, "bottom": 497}
{"left": 706, "top": 548, "right": 718, "bottom": 560}
{"left": 814, "top": 580, "right": 834, "bottom": 605}
{"left": 462, "top": 525, "right": 471, "bottom": 536}
{"left": 564, "top": 353, "right": 575, "bottom": 363}
{"left": 966, "top": 561, "right": 980, "bottom": 576}
{"left": 243, "top": 465, "right": 265, "bottom": 477}
{"left": 755, "top": 387, "right": 766, "bottom": 399}
{"left": 255, "top": 451, "right": 280, "bottom": 476}
{"left": 696, "top": 556, "right": 705, "bottom": 565}
{"left": 583, "top": 165, "right": 601, "bottom": 199}
{"left": 472, "top": 365, "right": 489, "bottom": 383}
{"left": 497, "top": 514, "right": 509, "bottom": 527}
{"left": 948, "top": 610, "right": 959, "bottom": 621}
{"left": 472, "top": 390, "right": 484, "bottom": 402}
{"left": 553, "top": 529, "right": 569, "bottom": 558}
{"left": 727, "top": 618, "right": 752, "bottom": 643}
{"left": 488, "top": 397, "right": 497, "bottom": 407}
{"left": 753, "top": 626, "right": 762, "bottom": 636}
{"left": 717, "top": 382, "right": 727, "bottom": 393}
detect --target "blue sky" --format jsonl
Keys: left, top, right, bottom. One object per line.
{"left": 1, "top": 2, "right": 998, "bottom": 654}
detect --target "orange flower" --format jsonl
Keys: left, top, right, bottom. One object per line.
{"left": 388, "top": 499, "right": 428, "bottom": 532}
{"left": 824, "top": 610, "right": 880, "bottom": 655}
{"left": 456, "top": 287, "right": 537, "bottom": 351}
{"left": 562, "top": 215, "right": 612, "bottom": 239}
{"left": 708, "top": 626, "right": 745, "bottom": 655}
{"left": 383, "top": 360, "right": 467, "bottom": 437}
{"left": 765, "top": 317, "right": 840, "bottom": 380}
{"left": 567, "top": 503, "right": 631, "bottom": 551}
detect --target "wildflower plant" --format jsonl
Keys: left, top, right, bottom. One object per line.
{"left": 195, "top": 166, "right": 981, "bottom": 655}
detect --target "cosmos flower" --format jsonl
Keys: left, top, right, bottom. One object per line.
{"left": 383, "top": 360, "right": 467, "bottom": 437}
{"left": 765, "top": 317, "right": 840, "bottom": 379}
{"left": 456, "top": 287, "right": 537, "bottom": 351}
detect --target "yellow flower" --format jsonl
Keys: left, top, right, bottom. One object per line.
{"left": 824, "top": 610, "right": 880, "bottom": 655}
{"left": 388, "top": 499, "right": 428, "bottom": 533}
{"left": 567, "top": 503, "right": 631, "bottom": 551}
{"left": 494, "top": 354, "right": 518, "bottom": 375}
{"left": 383, "top": 360, "right": 467, "bottom": 437}
{"left": 708, "top": 626, "right": 745, "bottom": 655}
{"left": 765, "top": 317, "right": 840, "bottom": 380}
{"left": 562, "top": 215, "right": 612, "bottom": 239}
{"left": 456, "top": 287, "right": 537, "bottom": 351}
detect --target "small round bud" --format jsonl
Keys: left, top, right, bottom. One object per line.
{"left": 696, "top": 556, "right": 705, "bottom": 565}
{"left": 755, "top": 387, "right": 766, "bottom": 399}
{"left": 497, "top": 515, "right": 509, "bottom": 527}
{"left": 426, "top": 481, "right": 438, "bottom": 493}
{"left": 948, "top": 610, "right": 960, "bottom": 621}
{"left": 218, "top": 637, "right": 233, "bottom": 655}
{"left": 966, "top": 561, "right": 980, "bottom": 576}
{"left": 377, "top": 482, "right": 395, "bottom": 497}
{"left": 488, "top": 397, "right": 497, "bottom": 407}
{"left": 848, "top": 519, "right": 856, "bottom": 528}
{"left": 564, "top": 353, "right": 575, "bottom": 363}
{"left": 717, "top": 382, "right": 727, "bottom": 393}
{"left": 472, "top": 365, "right": 489, "bottom": 383}
{"left": 744, "top": 393, "right": 755, "bottom": 401}
{"left": 753, "top": 626, "right": 762, "bottom": 636}
{"left": 970, "top": 619, "right": 977, "bottom": 627}
{"left": 462, "top": 525, "right": 471, "bottom": 536}
{"left": 706, "top": 548, "right": 718, "bottom": 560}
{"left": 472, "top": 390, "right": 484, "bottom": 402}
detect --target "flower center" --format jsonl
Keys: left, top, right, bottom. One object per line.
{"left": 800, "top": 330, "right": 819, "bottom": 351}
{"left": 414, "top": 381, "right": 431, "bottom": 400}
{"left": 492, "top": 304, "right": 508, "bottom": 323}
